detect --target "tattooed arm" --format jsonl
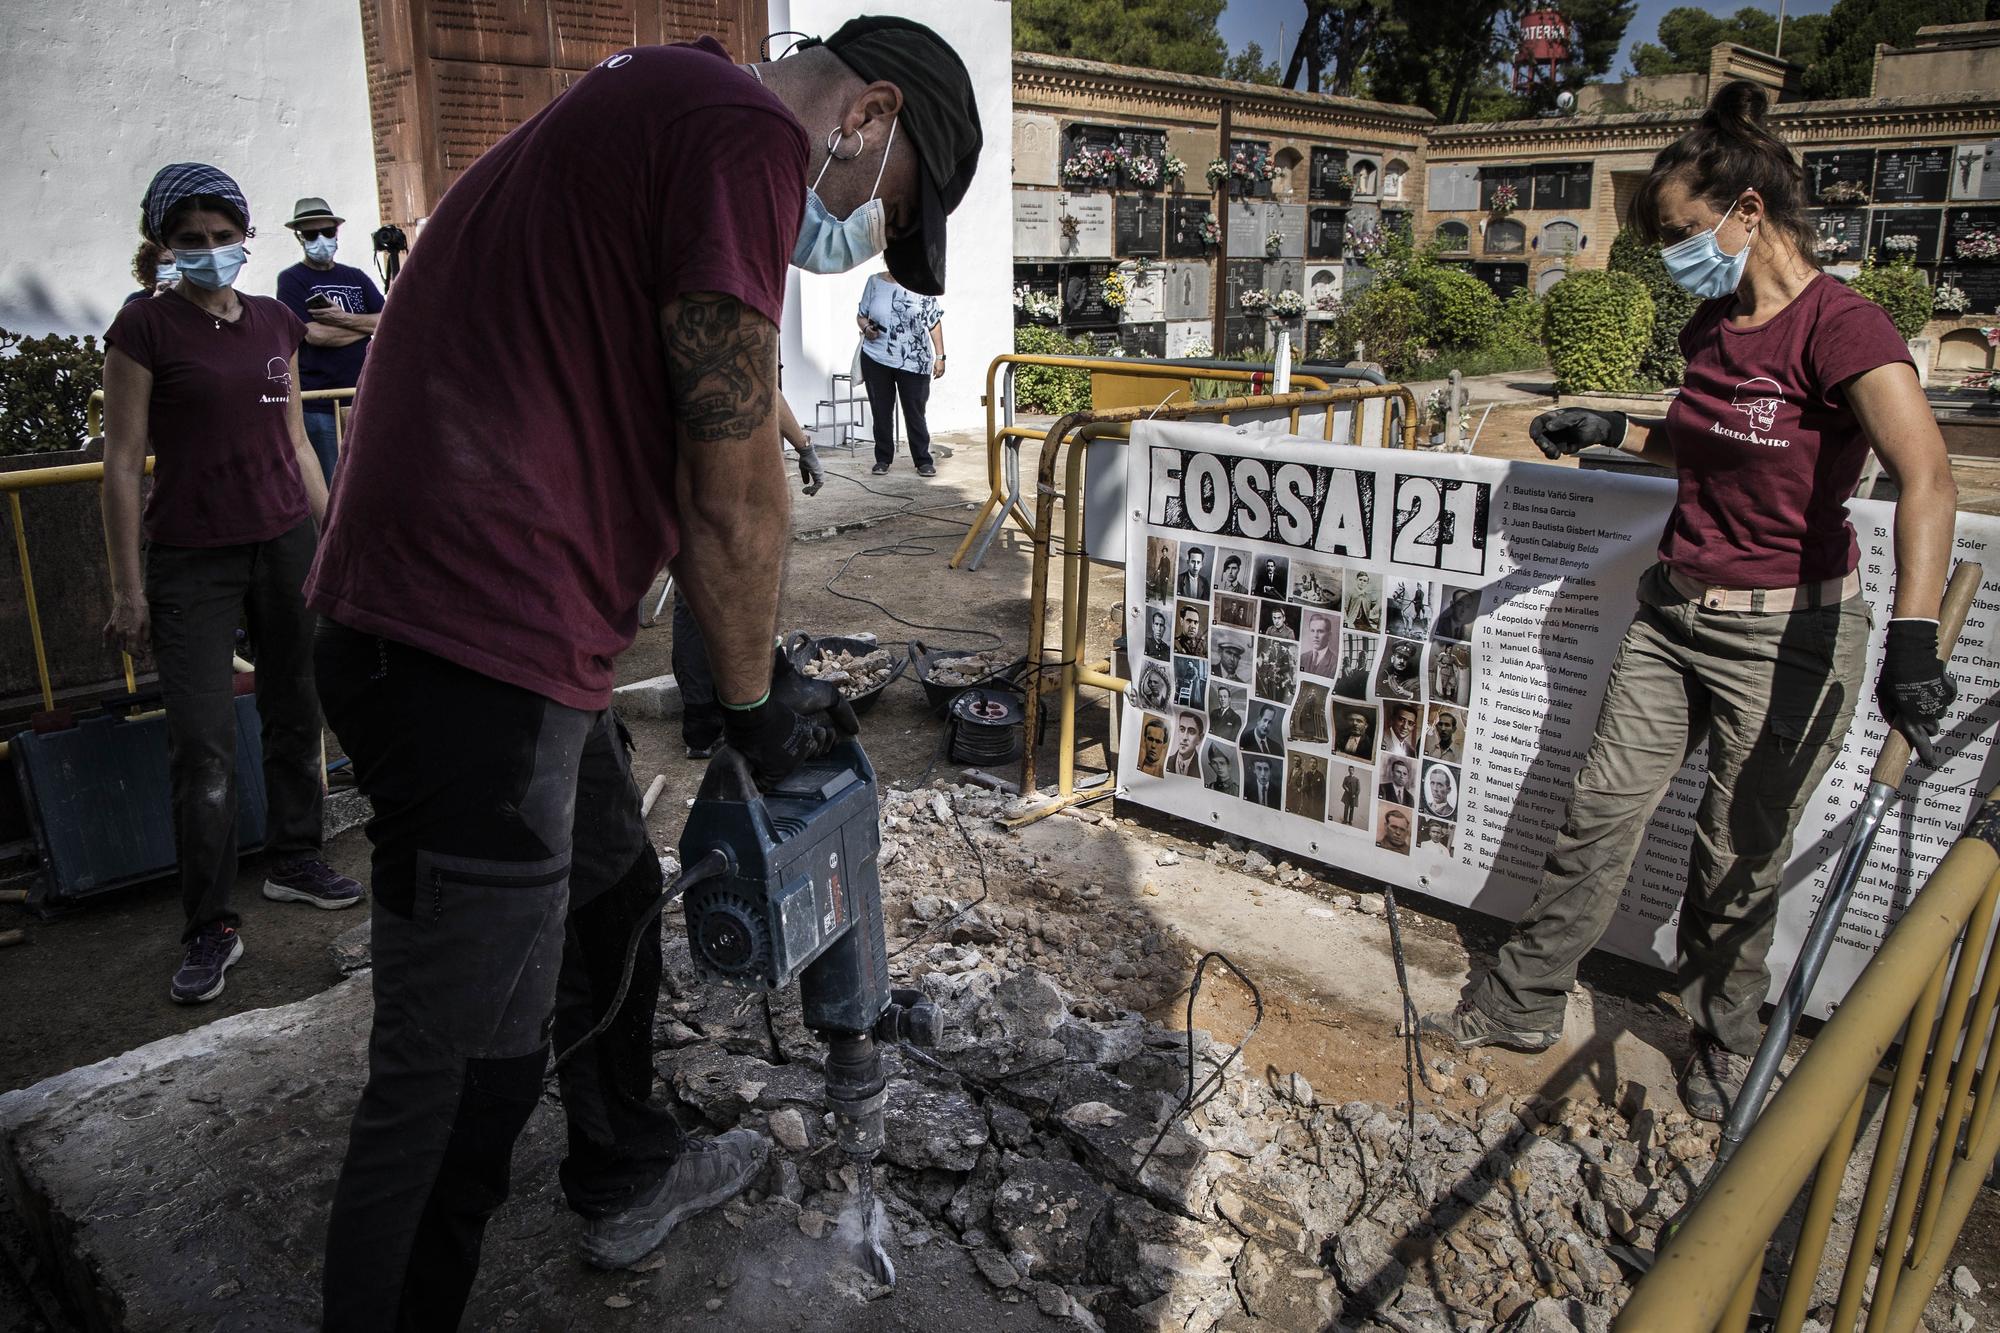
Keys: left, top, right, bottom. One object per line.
{"left": 662, "top": 292, "right": 789, "bottom": 706}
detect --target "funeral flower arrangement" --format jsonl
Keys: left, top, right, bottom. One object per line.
{"left": 1489, "top": 183, "right": 1519, "bottom": 217}
{"left": 1344, "top": 222, "right": 1386, "bottom": 263}
{"left": 1013, "top": 285, "right": 1062, "bottom": 322}
{"left": 1264, "top": 231, "right": 1284, "bottom": 259}
{"left": 1956, "top": 228, "right": 2000, "bottom": 261}
{"left": 1198, "top": 213, "right": 1222, "bottom": 247}
{"left": 1269, "top": 289, "right": 1307, "bottom": 319}
{"left": 1102, "top": 270, "right": 1132, "bottom": 309}
{"left": 1820, "top": 180, "right": 1871, "bottom": 206}
{"left": 1061, "top": 147, "right": 1119, "bottom": 187}
{"left": 1884, "top": 234, "right": 1920, "bottom": 256}
{"left": 1238, "top": 288, "right": 1271, "bottom": 312}
{"left": 1118, "top": 147, "right": 1162, "bottom": 189}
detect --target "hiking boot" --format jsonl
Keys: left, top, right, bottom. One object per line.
{"left": 171, "top": 924, "right": 243, "bottom": 1004}
{"left": 263, "top": 858, "right": 365, "bottom": 910}
{"left": 1419, "top": 999, "right": 1558, "bottom": 1054}
{"left": 916, "top": 462, "right": 938, "bottom": 478}
{"left": 580, "top": 1129, "right": 769, "bottom": 1269}
{"left": 1680, "top": 1035, "right": 1750, "bottom": 1124}
{"left": 870, "top": 463, "right": 890, "bottom": 475}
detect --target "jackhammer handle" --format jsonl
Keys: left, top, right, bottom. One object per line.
{"left": 1870, "top": 561, "right": 1983, "bottom": 789}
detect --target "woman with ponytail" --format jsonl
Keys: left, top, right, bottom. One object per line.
{"left": 1422, "top": 82, "right": 1959, "bottom": 1123}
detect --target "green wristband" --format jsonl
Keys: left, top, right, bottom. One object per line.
{"left": 720, "top": 690, "right": 771, "bottom": 712}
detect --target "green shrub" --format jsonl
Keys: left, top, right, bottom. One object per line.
{"left": 1012, "top": 325, "right": 1094, "bottom": 415}
{"left": 1847, "top": 257, "right": 1932, "bottom": 341}
{"left": 1542, "top": 271, "right": 1655, "bottom": 393}
{"left": 1608, "top": 226, "right": 1698, "bottom": 386}
{"left": 1334, "top": 285, "right": 1425, "bottom": 375}
{"left": 0, "top": 327, "right": 103, "bottom": 456}
{"left": 1490, "top": 290, "right": 1547, "bottom": 361}
{"left": 1407, "top": 265, "right": 1500, "bottom": 348}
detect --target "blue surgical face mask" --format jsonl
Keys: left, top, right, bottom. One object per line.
{"left": 1660, "top": 194, "right": 1754, "bottom": 298}
{"left": 155, "top": 262, "right": 179, "bottom": 287}
{"left": 174, "top": 244, "right": 247, "bottom": 291}
{"left": 792, "top": 117, "right": 896, "bottom": 274}
{"left": 303, "top": 236, "right": 337, "bottom": 264}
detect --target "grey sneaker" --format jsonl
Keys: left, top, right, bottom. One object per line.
{"left": 1419, "top": 999, "right": 1559, "bottom": 1054}
{"left": 171, "top": 924, "right": 243, "bottom": 1004}
{"left": 579, "top": 1129, "right": 770, "bottom": 1269}
{"left": 1680, "top": 1035, "right": 1750, "bottom": 1123}
{"left": 263, "top": 858, "right": 364, "bottom": 909}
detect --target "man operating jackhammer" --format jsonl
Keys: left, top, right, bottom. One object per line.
{"left": 303, "top": 19, "right": 980, "bottom": 1327}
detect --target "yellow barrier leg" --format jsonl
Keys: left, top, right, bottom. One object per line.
{"left": 1776, "top": 1089, "right": 1865, "bottom": 1331}
{"left": 10, "top": 493, "right": 54, "bottom": 714}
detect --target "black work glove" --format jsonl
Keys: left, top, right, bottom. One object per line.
{"left": 795, "top": 443, "right": 826, "bottom": 496}
{"left": 1877, "top": 619, "right": 1957, "bottom": 768}
{"left": 1529, "top": 408, "right": 1627, "bottom": 459}
{"left": 720, "top": 650, "right": 860, "bottom": 788}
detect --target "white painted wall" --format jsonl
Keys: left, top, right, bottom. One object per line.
{"left": 0, "top": 1, "right": 381, "bottom": 339}
{"left": 768, "top": 0, "right": 1012, "bottom": 433}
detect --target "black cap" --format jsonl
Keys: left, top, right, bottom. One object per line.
{"left": 812, "top": 15, "right": 981, "bottom": 295}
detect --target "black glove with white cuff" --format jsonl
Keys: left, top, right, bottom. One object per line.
{"left": 1529, "top": 408, "right": 1627, "bottom": 459}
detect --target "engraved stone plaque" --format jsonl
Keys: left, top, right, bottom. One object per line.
{"left": 1163, "top": 262, "right": 1210, "bottom": 320}
{"left": 1305, "top": 264, "right": 1343, "bottom": 315}
{"left": 1226, "top": 198, "right": 1268, "bottom": 255}
{"left": 1060, "top": 192, "right": 1115, "bottom": 259}
{"left": 1120, "top": 265, "right": 1164, "bottom": 323}
{"left": 1015, "top": 190, "right": 1059, "bottom": 257}
{"left": 1014, "top": 113, "right": 1061, "bottom": 187}
{"left": 1264, "top": 258, "right": 1303, "bottom": 296}
{"left": 1270, "top": 205, "right": 1306, "bottom": 259}
{"left": 1165, "top": 320, "right": 1211, "bottom": 357}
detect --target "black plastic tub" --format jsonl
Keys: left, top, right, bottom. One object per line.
{"left": 784, "top": 633, "right": 907, "bottom": 715}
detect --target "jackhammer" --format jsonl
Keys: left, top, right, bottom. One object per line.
{"left": 678, "top": 739, "right": 936, "bottom": 1286}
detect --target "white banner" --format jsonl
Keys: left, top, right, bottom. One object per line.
{"left": 1118, "top": 421, "right": 2000, "bottom": 1018}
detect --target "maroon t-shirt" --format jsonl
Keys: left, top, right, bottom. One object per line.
{"left": 1659, "top": 274, "right": 1912, "bottom": 588}
{"left": 305, "top": 39, "right": 807, "bottom": 710}
{"left": 103, "top": 292, "right": 309, "bottom": 547}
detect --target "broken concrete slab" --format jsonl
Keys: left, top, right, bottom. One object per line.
{"left": 611, "top": 672, "right": 682, "bottom": 720}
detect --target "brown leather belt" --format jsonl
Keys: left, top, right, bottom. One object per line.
{"left": 1665, "top": 566, "right": 1860, "bottom": 613}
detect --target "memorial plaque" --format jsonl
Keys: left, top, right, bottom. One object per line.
{"left": 1226, "top": 258, "right": 1264, "bottom": 315}
{"left": 1944, "top": 206, "right": 2000, "bottom": 264}
{"left": 1270, "top": 204, "right": 1307, "bottom": 259}
{"left": 1121, "top": 322, "right": 1167, "bottom": 358}
{"left": 361, "top": 0, "right": 767, "bottom": 226}
{"left": 1078, "top": 330, "right": 1123, "bottom": 357}
{"left": 1307, "top": 208, "right": 1346, "bottom": 260}
{"left": 1269, "top": 316, "right": 1305, "bottom": 351}
{"left": 1228, "top": 139, "right": 1273, "bottom": 198}
{"left": 1347, "top": 201, "right": 1382, "bottom": 232}
{"left": 1310, "top": 146, "right": 1352, "bottom": 202}
{"left": 1304, "top": 319, "right": 1338, "bottom": 359}
{"left": 1479, "top": 167, "right": 1531, "bottom": 212}
{"left": 1875, "top": 147, "right": 1952, "bottom": 204}
{"left": 1226, "top": 198, "right": 1269, "bottom": 255}
{"left": 1936, "top": 265, "right": 2000, "bottom": 315}
{"left": 1471, "top": 263, "right": 1528, "bottom": 299}
{"left": 1342, "top": 263, "right": 1376, "bottom": 299}
{"left": 1120, "top": 265, "right": 1165, "bottom": 323}
{"left": 1062, "top": 261, "right": 1118, "bottom": 329}
{"left": 1117, "top": 127, "right": 1168, "bottom": 184}
{"left": 1065, "top": 121, "right": 1122, "bottom": 155}
{"left": 1224, "top": 316, "right": 1266, "bottom": 357}
{"left": 1428, "top": 164, "right": 1480, "bottom": 212}
{"left": 1305, "top": 264, "right": 1343, "bottom": 316}
{"left": 1164, "top": 320, "right": 1212, "bottom": 358}
{"left": 551, "top": 0, "right": 644, "bottom": 68}
{"left": 1015, "top": 190, "right": 1059, "bottom": 257}
{"left": 1014, "top": 261, "right": 1062, "bottom": 300}
{"left": 1484, "top": 218, "right": 1527, "bottom": 256}
{"left": 1869, "top": 208, "right": 1945, "bottom": 263}
{"left": 1804, "top": 149, "right": 1877, "bottom": 206}
{"left": 1264, "top": 258, "right": 1304, "bottom": 297}
{"left": 1014, "top": 113, "right": 1062, "bottom": 187}
{"left": 1383, "top": 208, "right": 1413, "bottom": 240}
{"left": 1116, "top": 195, "right": 1166, "bottom": 257}
{"left": 1807, "top": 208, "right": 1868, "bottom": 265}
{"left": 1531, "top": 162, "right": 1592, "bottom": 211}
{"left": 1163, "top": 262, "right": 1211, "bottom": 320}
{"left": 1951, "top": 142, "right": 2000, "bottom": 202}
{"left": 1061, "top": 192, "right": 1115, "bottom": 259}
{"left": 1166, "top": 200, "right": 1214, "bottom": 259}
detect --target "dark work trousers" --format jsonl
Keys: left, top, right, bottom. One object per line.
{"left": 670, "top": 592, "right": 721, "bottom": 751}
{"left": 315, "top": 622, "right": 682, "bottom": 1330}
{"left": 146, "top": 521, "right": 325, "bottom": 943}
{"left": 859, "top": 352, "right": 933, "bottom": 468}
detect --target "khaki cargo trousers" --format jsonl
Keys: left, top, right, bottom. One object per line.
{"left": 1472, "top": 563, "right": 1872, "bottom": 1054}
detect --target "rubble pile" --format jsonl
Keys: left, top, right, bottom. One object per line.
{"left": 928, "top": 650, "right": 1015, "bottom": 688}
{"left": 801, "top": 646, "right": 896, "bottom": 698}
{"left": 650, "top": 784, "right": 1748, "bottom": 1332}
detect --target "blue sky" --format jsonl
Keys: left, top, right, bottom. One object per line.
{"left": 1217, "top": 0, "right": 1836, "bottom": 83}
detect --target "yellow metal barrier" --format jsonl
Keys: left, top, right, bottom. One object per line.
{"left": 1621, "top": 786, "right": 2000, "bottom": 1331}
{"left": 951, "top": 356, "right": 1347, "bottom": 571}
{"left": 1016, "top": 380, "right": 1419, "bottom": 803}
{"left": 4, "top": 388, "right": 352, "bottom": 720}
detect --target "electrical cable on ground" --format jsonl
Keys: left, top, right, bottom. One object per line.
{"left": 1382, "top": 886, "right": 1440, "bottom": 1197}
{"left": 1137, "top": 950, "right": 1261, "bottom": 1175}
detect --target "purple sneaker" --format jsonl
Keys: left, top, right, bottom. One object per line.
{"left": 171, "top": 924, "right": 243, "bottom": 1004}
{"left": 263, "top": 858, "right": 365, "bottom": 910}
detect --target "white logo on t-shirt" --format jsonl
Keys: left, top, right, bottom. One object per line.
{"left": 1731, "top": 377, "right": 1784, "bottom": 438}
{"left": 602, "top": 52, "right": 632, "bottom": 68}
{"left": 266, "top": 358, "right": 291, "bottom": 390}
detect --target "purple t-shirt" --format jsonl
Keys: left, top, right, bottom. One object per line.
{"left": 103, "top": 292, "right": 309, "bottom": 547}
{"left": 306, "top": 40, "right": 806, "bottom": 711}
{"left": 1661, "top": 274, "right": 1913, "bottom": 588}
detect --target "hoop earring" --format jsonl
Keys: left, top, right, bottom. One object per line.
{"left": 826, "top": 127, "right": 864, "bottom": 161}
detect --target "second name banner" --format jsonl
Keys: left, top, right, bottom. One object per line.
{"left": 1117, "top": 420, "right": 2000, "bottom": 1018}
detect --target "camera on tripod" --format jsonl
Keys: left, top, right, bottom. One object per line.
{"left": 371, "top": 223, "right": 409, "bottom": 284}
